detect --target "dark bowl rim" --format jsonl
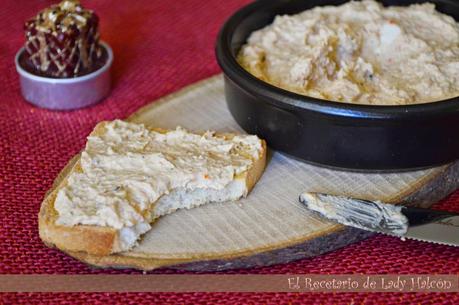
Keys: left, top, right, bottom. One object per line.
{"left": 216, "top": 0, "right": 459, "bottom": 119}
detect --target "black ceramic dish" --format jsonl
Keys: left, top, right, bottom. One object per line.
{"left": 216, "top": 0, "right": 459, "bottom": 171}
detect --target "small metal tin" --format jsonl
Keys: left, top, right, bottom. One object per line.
{"left": 15, "top": 41, "right": 113, "bottom": 110}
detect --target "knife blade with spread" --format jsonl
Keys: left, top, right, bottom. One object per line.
{"left": 299, "top": 192, "right": 459, "bottom": 247}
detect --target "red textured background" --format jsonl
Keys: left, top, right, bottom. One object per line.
{"left": 0, "top": 0, "right": 458, "bottom": 304}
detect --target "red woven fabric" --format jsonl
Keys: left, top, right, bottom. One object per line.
{"left": 0, "top": 0, "right": 458, "bottom": 303}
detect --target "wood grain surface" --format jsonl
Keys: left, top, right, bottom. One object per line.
{"left": 56, "top": 75, "right": 459, "bottom": 271}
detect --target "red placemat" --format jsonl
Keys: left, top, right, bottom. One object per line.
{"left": 0, "top": 0, "right": 458, "bottom": 303}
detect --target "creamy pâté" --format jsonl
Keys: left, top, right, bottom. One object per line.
{"left": 54, "top": 120, "right": 263, "bottom": 233}
{"left": 239, "top": 0, "right": 459, "bottom": 105}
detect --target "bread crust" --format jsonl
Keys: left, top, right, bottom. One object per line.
{"left": 38, "top": 122, "right": 267, "bottom": 256}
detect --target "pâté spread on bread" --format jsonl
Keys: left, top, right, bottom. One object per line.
{"left": 238, "top": 0, "right": 459, "bottom": 105}
{"left": 41, "top": 120, "right": 266, "bottom": 254}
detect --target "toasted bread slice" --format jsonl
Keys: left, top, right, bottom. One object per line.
{"left": 39, "top": 121, "right": 267, "bottom": 256}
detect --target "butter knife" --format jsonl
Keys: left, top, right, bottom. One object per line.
{"left": 299, "top": 192, "right": 459, "bottom": 247}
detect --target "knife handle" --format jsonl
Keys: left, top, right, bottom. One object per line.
{"left": 402, "top": 207, "right": 458, "bottom": 226}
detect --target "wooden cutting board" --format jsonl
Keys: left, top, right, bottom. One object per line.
{"left": 61, "top": 75, "right": 459, "bottom": 271}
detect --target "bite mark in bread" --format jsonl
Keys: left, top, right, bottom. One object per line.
{"left": 39, "top": 120, "right": 267, "bottom": 256}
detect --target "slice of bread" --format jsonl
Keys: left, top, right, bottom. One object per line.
{"left": 39, "top": 120, "right": 267, "bottom": 256}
